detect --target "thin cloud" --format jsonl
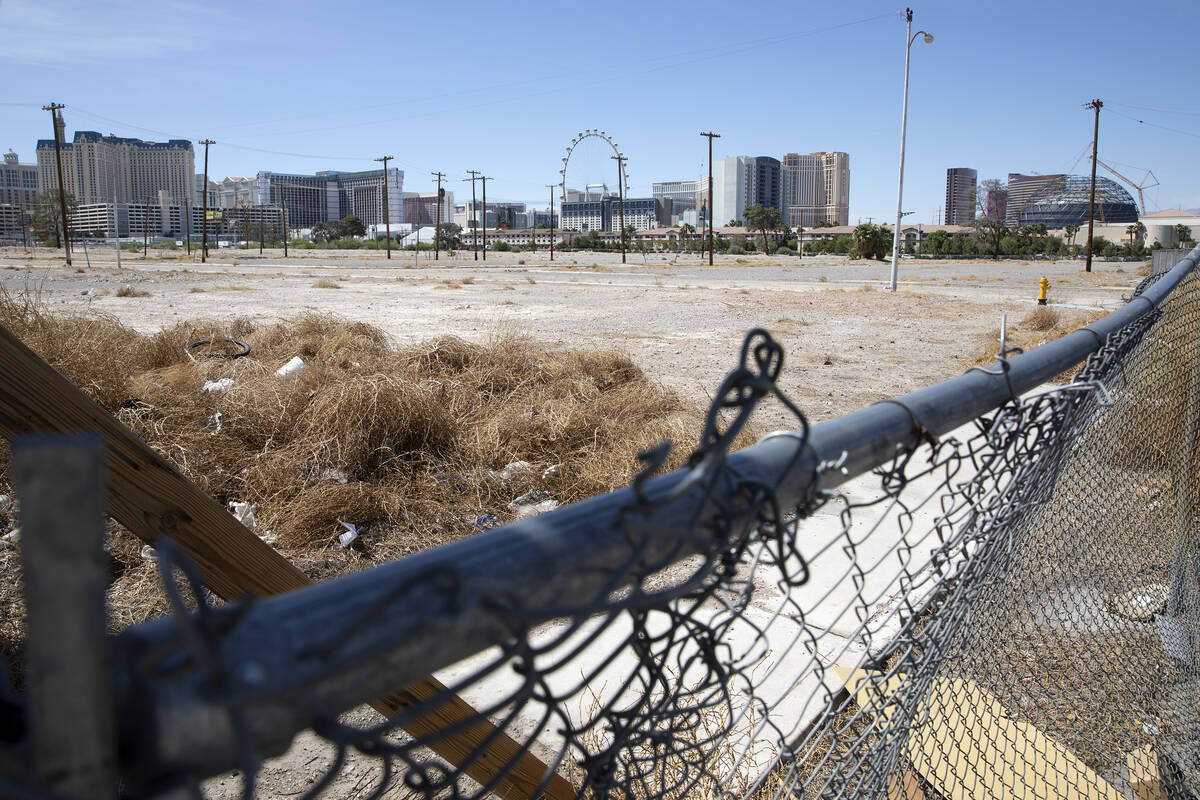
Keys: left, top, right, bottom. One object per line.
{"left": 0, "top": 0, "right": 228, "bottom": 65}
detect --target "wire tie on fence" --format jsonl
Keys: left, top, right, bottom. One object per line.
{"left": 1057, "top": 378, "right": 1115, "bottom": 407}
{"left": 1079, "top": 326, "right": 1106, "bottom": 347}
{"left": 873, "top": 399, "right": 939, "bottom": 450}
{"left": 814, "top": 449, "right": 849, "bottom": 475}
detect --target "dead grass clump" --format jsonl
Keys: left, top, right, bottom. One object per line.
{"left": 188, "top": 287, "right": 206, "bottom": 293}
{"left": 1021, "top": 305, "right": 1061, "bottom": 332}
{"left": 294, "top": 374, "right": 456, "bottom": 476}
{"left": 0, "top": 289, "right": 731, "bottom": 637}
{"left": 312, "top": 279, "right": 341, "bottom": 289}
{"left": 116, "top": 286, "right": 151, "bottom": 298}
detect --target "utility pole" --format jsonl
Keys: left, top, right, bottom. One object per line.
{"left": 479, "top": 175, "right": 490, "bottom": 261}
{"left": 546, "top": 184, "right": 556, "bottom": 262}
{"left": 611, "top": 154, "right": 627, "bottom": 264}
{"left": 282, "top": 200, "right": 288, "bottom": 258}
{"left": 259, "top": 213, "right": 264, "bottom": 255}
{"left": 184, "top": 198, "right": 191, "bottom": 256}
{"left": 464, "top": 171, "right": 480, "bottom": 260}
{"left": 143, "top": 196, "right": 149, "bottom": 257}
{"left": 701, "top": 132, "right": 720, "bottom": 265}
{"left": 114, "top": 188, "right": 121, "bottom": 269}
{"left": 374, "top": 156, "right": 393, "bottom": 259}
{"left": 1084, "top": 99, "right": 1103, "bottom": 273}
{"left": 431, "top": 171, "right": 445, "bottom": 260}
{"left": 199, "top": 139, "right": 214, "bottom": 263}
{"left": 43, "top": 103, "right": 71, "bottom": 265}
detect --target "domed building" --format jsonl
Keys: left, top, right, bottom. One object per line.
{"left": 1018, "top": 175, "right": 1138, "bottom": 228}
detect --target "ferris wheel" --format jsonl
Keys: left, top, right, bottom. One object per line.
{"left": 559, "top": 129, "right": 630, "bottom": 205}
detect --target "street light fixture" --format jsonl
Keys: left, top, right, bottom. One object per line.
{"left": 889, "top": 8, "right": 934, "bottom": 291}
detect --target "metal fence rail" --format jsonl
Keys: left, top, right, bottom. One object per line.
{"left": 10, "top": 244, "right": 1200, "bottom": 799}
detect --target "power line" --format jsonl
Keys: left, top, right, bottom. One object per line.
{"left": 1108, "top": 101, "right": 1200, "bottom": 118}
{"left": 79, "top": 12, "right": 895, "bottom": 142}
{"left": 1107, "top": 108, "right": 1200, "bottom": 141}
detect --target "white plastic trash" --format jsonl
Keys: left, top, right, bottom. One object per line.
{"left": 488, "top": 461, "right": 531, "bottom": 482}
{"left": 140, "top": 545, "right": 157, "bottom": 562}
{"left": 513, "top": 499, "right": 559, "bottom": 520}
{"left": 336, "top": 519, "right": 359, "bottom": 548}
{"left": 202, "top": 378, "right": 234, "bottom": 393}
{"left": 320, "top": 467, "right": 350, "bottom": 484}
{"left": 229, "top": 501, "right": 258, "bottom": 530}
{"left": 275, "top": 356, "right": 307, "bottom": 377}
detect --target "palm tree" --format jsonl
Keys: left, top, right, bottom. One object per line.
{"left": 1176, "top": 224, "right": 1193, "bottom": 245}
{"left": 678, "top": 223, "right": 695, "bottom": 251}
{"left": 1064, "top": 223, "right": 1080, "bottom": 249}
{"left": 1126, "top": 222, "right": 1146, "bottom": 246}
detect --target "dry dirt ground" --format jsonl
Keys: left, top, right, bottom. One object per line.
{"left": 0, "top": 246, "right": 1144, "bottom": 434}
{"left": 0, "top": 246, "right": 1149, "bottom": 799}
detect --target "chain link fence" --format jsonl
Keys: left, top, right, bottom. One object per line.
{"left": 7, "top": 248, "right": 1200, "bottom": 800}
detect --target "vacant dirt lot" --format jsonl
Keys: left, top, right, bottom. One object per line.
{"left": 0, "top": 245, "right": 1153, "bottom": 799}
{"left": 0, "top": 246, "right": 1145, "bottom": 433}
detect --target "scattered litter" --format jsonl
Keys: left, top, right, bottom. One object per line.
{"left": 275, "top": 356, "right": 307, "bottom": 377}
{"left": 229, "top": 501, "right": 258, "bottom": 530}
{"left": 2, "top": 529, "right": 19, "bottom": 544}
{"left": 336, "top": 520, "right": 360, "bottom": 548}
{"left": 319, "top": 468, "right": 350, "bottom": 484}
{"left": 509, "top": 490, "right": 558, "bottom": 519}
{"left": 85, "top": 288, "right": 98, "bottom": 298}
{"left": 472, "top": 514, "right": 499, "bottom": 532}
{"left": 202, "top": 378, "right": 234, "bottom": 393}
{"left": 203, "top": 411, "right": 224, "bottom": 435}
{"left": 140, "top": 545, "right": 157, "bottom": 562}
{"left": 542, "top": 464, "right": 561, "bottom": 480}
{"left": 227, "top": 501, "right": 277, "bottom": 544}
{"left": 512, "top": 489, "right": 550, "bottom": 506}
{"left": 513, "top": 499, "right": 559, "bottom": 519}
{"left": 0, "top": 495, "right": 10, "bottom": 513}
{"left": 488, "top": 461, "right": 531, "bottom": 482}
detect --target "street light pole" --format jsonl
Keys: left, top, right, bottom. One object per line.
{"left": 889, "top": 9, "right": 933, "bottom": 291}
{"left": 701, "top": 132, "right": 720, "bottom": 265}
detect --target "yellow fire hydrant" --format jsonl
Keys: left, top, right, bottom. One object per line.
{"left": 1038, "top": 276, "right": 1050, "bottom": 305}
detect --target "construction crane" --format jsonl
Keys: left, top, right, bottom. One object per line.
{"left": 1067, "top": 142, "right": 1159, "bottom": 215}
{"left": 1095, "top": 159, "right": 1159, "bottom": 215}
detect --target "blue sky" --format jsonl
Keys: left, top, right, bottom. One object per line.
{"left": 3, "top": 0, "right": 1198, "bottom": 222}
